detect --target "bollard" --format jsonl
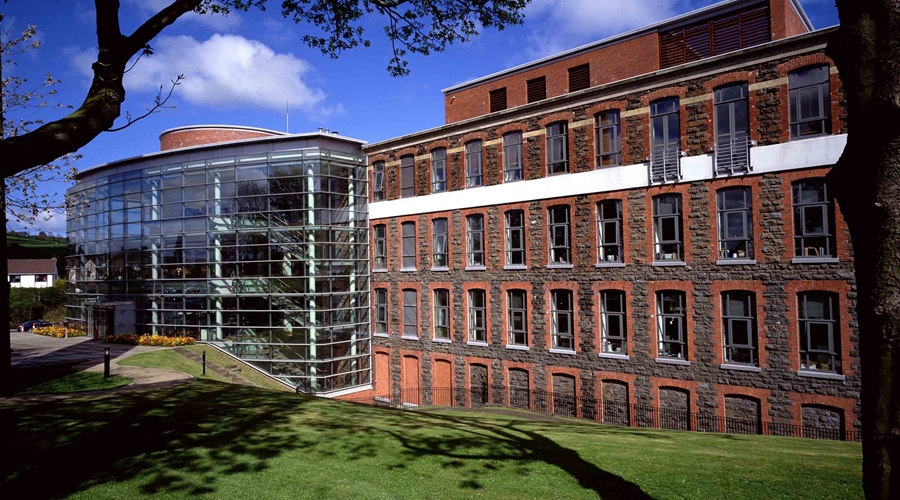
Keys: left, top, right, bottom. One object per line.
{"left": 202, "top": 351, "right": 206, "bottom": 376}
{"left": 64, "top": 320, "right": 69, "bottom": 339}
{"left": 104, "top": 347, "right": 111, "bottom": 378}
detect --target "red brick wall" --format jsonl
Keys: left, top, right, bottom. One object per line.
{"left": 770, "top": 0, "right": 811, "bottom": 39}
{"left": 443, "top": 33, "right": 659, "bottom": 124}
{"left": 159, "top": 128, "right": 278, "bottom": 151}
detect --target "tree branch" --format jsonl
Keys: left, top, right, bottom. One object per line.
{"left": 107, "top": 75, "right": 183, "bottom": 132}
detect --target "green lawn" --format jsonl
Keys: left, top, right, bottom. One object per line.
{"left": 118, "top": 349, "right": 231, "bottom": 383}
{"left": 21, "top": 371, "right": 132, "bottom": 394}
{"left": 181, "top": 345, "right": 294, "bottom": 392}
{"left": 0, "top": 380, "right": 862, "bottom": 499}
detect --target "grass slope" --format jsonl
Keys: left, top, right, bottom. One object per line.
{"left": 21, "top": 372, "right": 132, "bottom": 394}
{"left": 181, "top": 345, "right": 294, "bottom": 392}
{"left": 0, "top": 380, "right": 862, "bottom": 499}
{"left": 118, "top": 350, "right": 231, "bottom": 383}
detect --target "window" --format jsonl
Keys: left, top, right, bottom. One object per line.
{"left": 489, "top": 87, "right": 507, "bottom": 113}
{"left": 432, "top": 218, "right": 449, "bottom": 268}
{"left": 503, "top": 132, "right": 523, "bottom": 182}
{"left": 508, "top": 290, "right": 528, "bottom": 346}
{"left": 717, "top": 187, "right": 753, "bottom": 260}
{"left": 9, "top": 275, "right": 21, "bottom": 283}
{"left": 601, "top": 290, "right": 627, "bottom": 354}
{"left": 373, "top": 161, "right": 385, "bottom": 201}
{"left": 793, "top": 179, "right": 835, "bottom": 258}
{"left": 551, "top": 290, "right": 574, "bottom": 350}
{"left": 505, "top": 210, "right": 526, "bottom": 266}
{"left": 722, "top": 292, "right": 757, "bottom": 365}
{"left": 375, "top": 289, "right": 388, "bottom": 335}
{"left": 468, "top": 289, "right": 487, "bottom": 342}
{"left": 790, "top": 65, "right": 831, "bottom": 139}
{"left": 400, "top": 155, "right": 415, "bottom": 198}
{"left": 432, "top": 148, "right": 447, "bottom": 193}
{"left": 433, "top": 289, "right": 450, "bottom": 340}
{"left": 714, "top": 83, "right": 750, "bottom": 174}
{"left": 657, "top": 291, "right": 687, "bottom": 359}
{"left": 568, "top": 64, "right": 590, "bottom": 92}
{"left": 527, "top": 76, "right": 546, "bottom": 103}
{"left": 548, "top": 206, "right": 571, "bottom": 265}
{"left": 466, "top": 214, "right": 485, "bottom": 268}
{"left": 401, "top": 222, "right": 416, "bottom": 270}
{"left": 34, "top": 274, "right": 47, "bottom": 283}
{"left": 374, "top": 224, "right": 387, "bottom": 270}
{"left": 597, "top": 200, "right": 623, "bottom": 263}
{"left": 650, "top": 98, "right": 681, "bottom": 182}
{"left": 653, "top": 194, "right": 683, "bottom": 262}
{"left": 595, "top": 110, "right": 621, "bottom": 167}
{"left": 403, "top": 289, "right": 418, "bottom": 337}
{"left": 546, "top": 122, "right": 569, "bottom": 175}
{"left": 466, "top": 140, "right": 483, "bottom": 188}
{"left": 799, "top": 292, "right": 841, "bottom": 373}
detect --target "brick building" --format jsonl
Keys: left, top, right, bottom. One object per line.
{"left": 363, "top": 0, "right": 859, "bottom": 437}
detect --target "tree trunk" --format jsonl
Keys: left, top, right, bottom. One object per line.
{"left": 828, "top": 2, "right": 900, "bottom": 498}
{"left": 0, "top": 181, "right": 9, "bottom": 392}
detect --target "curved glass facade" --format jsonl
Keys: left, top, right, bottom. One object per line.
{"left": 66, "top": 140, "right": 370, "bottom": 393}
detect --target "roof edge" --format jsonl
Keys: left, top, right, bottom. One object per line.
{"left": 158, "top": 124, "right": 289, "bottom": 141}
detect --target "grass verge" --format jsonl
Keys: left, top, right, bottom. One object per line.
{"left": 182, "top": 344, "right": 294, "bottom": 392}
{"left": 118, "top": 350, "right": 231, "bottom": 383}
{"left": 0, "top": 380, "right": 862, "bottom": 499}
{"left": 21, "top": 371, "right": 132, "bottom": 394}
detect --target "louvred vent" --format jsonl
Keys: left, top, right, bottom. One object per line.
{"left": 659, "top": 5, "right": 771, "bottom": 69}
{"left": 568, "top": 64, "right": 590, "bottom": 92}
{"left": 489, "top": 88, "right": 507, "bottom": 113}
{"left": 527, "top": 77, "right": 547, "bottom": 103}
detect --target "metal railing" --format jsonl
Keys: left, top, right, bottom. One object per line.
{"left": 649, "top": 147, "right": 682, "bottom": 183}
{"left": 341, "top": 386, "right": 861, "bottom": 442}
{"left": 714, "top": 136, "right": 752, "bottom": 175}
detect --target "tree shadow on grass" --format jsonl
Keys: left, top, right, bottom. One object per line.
{"left": 1, "top": 381, "right": 653, "bottom": 499}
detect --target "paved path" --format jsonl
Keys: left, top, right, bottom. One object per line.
{"left": 7, "top": 331, "right": 193, "bottom": 398}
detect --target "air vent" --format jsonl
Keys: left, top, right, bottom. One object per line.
{"left": 527, "top": 77, "right": 547, "bottom": 103}
{"left": 659, "top": 5, "right": 771, "bottom": 69}
{"left": 568, "top": 64, "right": 590, "bottom": 92}
{"left": 490, "top": 87, "right": 507, "bottom": 113}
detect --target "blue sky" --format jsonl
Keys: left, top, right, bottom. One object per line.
{"left": 2, "top": 0, "right": 838, "bottom": 234}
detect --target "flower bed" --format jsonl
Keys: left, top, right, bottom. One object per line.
{"left": 102, "top": 334, "right": 196, "bottom": 347}
{"left": 32, "top": 326, "right": 86, "bottom": 338}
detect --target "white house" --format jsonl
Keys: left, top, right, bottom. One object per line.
{"left": 8, "top": 259, "right": 58, "bottom": 288}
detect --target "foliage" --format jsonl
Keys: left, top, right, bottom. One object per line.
{"left": 31, "top": 325, "right": 85, "bottom": 338}
{"left": 8, "top": 280, "right": 67, "bottom": 324}
{"left": 0, "top": 380, "right": 862, "bottom": 498}
{"left": 20, "top": 371, "right": 131, "bottom": 394}
{"left": 102, "top": 334, "right": 196, "bottom": 347}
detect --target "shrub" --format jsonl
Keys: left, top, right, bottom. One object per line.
{"left": 32, "top": 326, "right": 86, "bottom": 338}
{"left": 103, "top": 334, "right": 196, "bottom": 347}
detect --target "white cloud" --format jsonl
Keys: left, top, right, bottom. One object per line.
{"left": 75, "top": 2, "right": 96, "bottom": 25}
{"left": 521, "top": 0, "right": 699, "bottom": 60}
{"left": 6, "top": 209, "right": 67, "bottom": 235}
{"left": 123, "top": 0, "right": 242, "bottom": 31}
{"left": 69, "top": 34, "right": 336, "bottom": 115}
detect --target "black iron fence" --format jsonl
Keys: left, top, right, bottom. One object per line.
{"left": 341, "top": 386, "right": 860, "bottom": 443}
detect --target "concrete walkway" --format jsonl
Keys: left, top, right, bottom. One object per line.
{"left": 6, "top": 331, "right": 193, "bottom": 399}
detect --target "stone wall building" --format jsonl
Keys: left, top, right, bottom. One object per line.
{"left": 363, "top": 0, "right": 859, "bottom": 436}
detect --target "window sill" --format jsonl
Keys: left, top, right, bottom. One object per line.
{"left": 598, "top": 352, "right": 629, "bottom": 360}
{"left": 432, "top": 338, "right": 451, "bottom": 344}
{"left": 505, "top": 344, "right": 530, "bottom": 351}
{"left": 655, "top": 357, "right": 690, "bottom": 366}
{"left": 467, "top": 341, "right": 488, "bottom": 347}
{"left": 465, "top": 266, "right": 487, "bottom": 271}
{"left": 651, "top": 261, "right": 686, "bottom": 267}
{"left": 720, "top": 363, "right": 761, "bottom": 373}
{"left": 401, "top": 335, "right": 419, "bottom": 341}
{"left": 400, "top": 267, "right": 418, "bottom": 272}
{"left": 798, "top": 370, "right": 846, "bottom": 381}
{"left": 373, "top": 333, "right": 389, "bottom": 338}
{"left": 546, "top": 264, "right": 574, "bottom": 269}
{"left": 595, "top": 262, "right": 626, "bottom": 268}
{"left": 430, "top": 267, "right": 450, "bottom": 272}
{"left": 549, "top": 348, "right": 576, "bottom": 355}
{"left": 373, "top": 268, "right": 389, "bottom": 273}
{"left": 503, "top": 265, "right": 527, "bottom": 271}
{"left": 716, "top": 259, "right": 756, "bottom": 266}
{"left": 791, "top": 257, "right": 839, "bottom": 264}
